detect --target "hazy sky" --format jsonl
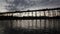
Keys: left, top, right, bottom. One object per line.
{"left": 0, "top": 0, "right": 60, "bottom": 12}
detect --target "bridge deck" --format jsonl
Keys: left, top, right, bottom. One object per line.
{"left": 0, "top": 16, "right": 60, "bottom": 20}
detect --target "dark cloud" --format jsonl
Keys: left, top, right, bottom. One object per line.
{"left": 5, "top": 0, "right": 60, "bottom": 11}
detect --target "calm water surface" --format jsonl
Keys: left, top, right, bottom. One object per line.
{"left": 0, "top": 19, "right": 60, "bottom": 34}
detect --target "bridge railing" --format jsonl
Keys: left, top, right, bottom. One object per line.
{"left": 0, "top": 9, "right": 60, "bottom": 17}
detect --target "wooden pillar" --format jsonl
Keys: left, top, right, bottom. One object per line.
{"left": 48, "top": 10, "right": 50, "bottom": 17}
{"left": 44, "top": 11, "right": 45, "bottom": 16}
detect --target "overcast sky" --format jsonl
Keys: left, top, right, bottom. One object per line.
{"left": 0, "top": 0, "right": 60, "bottom": 12}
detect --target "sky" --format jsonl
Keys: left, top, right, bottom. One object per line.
{"left": 0, "top": 0, "right": 60, "bottom": 12}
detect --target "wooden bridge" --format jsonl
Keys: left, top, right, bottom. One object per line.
{"left": 0, "top": 8, "right": 60, "bottom": 20}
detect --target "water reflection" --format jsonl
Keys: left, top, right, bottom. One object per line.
{"left": 0, "top": 19, "right": 60, "bottom": 34}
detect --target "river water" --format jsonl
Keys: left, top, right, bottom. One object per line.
{"left": 0, "top": 19, "right": 60, "bottom": 34}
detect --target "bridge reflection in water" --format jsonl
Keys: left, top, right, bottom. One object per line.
{"left": 0, "top": 19, "right": 60, "bottom": 34}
